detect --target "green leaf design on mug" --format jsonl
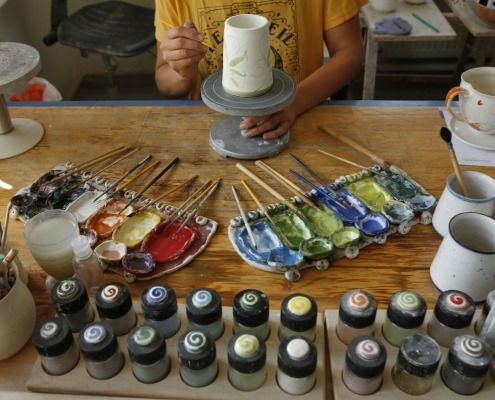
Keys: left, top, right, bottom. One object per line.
{"left": 230, "top": 77, "right": 241, "bottom": 88}
{"left": 229, "top": 52, "right": 248, "bottom": 67}
{"left": 230, "top": 69, "right": 246, "bottom": 77}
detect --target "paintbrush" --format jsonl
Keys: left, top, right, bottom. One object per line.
{"left": 289, "top": 169, "right": 345, "bottom": 207}
{"left": 41, "top": 146, "right": 131, "bottom": 187}
{"left": 93, "top": 154, "right": 153, "bottom": 201}
{"left": 318, "top": 125, "right": 389, "bottom": 167}
{"left": 317, "top": 150, "right": 366, "bottom": 169}
{"left": 130, "top": 175, "right": 198, "bottom": 216}
{"left": 255, "top": 160, "right": 318, "bottom": 209}
{"left": 236, "top": 163, "right": 301, "bottom": 215}
{"left": 173, "top": 179, "right": 220, "bottom": 236}
{"left": 0, "top": 203, "right": 12, "bottom": 253}
{"left": 62, "top": 147, "right": 142, "bottom": 195}
{"left": 232, "top": 185, "right": 257, "bottom": 248}
{"left": 115, "top": 160, "right": 161, "bottom": 192}
{"left": 159, "top": 19, "right": 218, "bottom": 52}
{"left": 119, "top": 157, "right": 180, "bottom": 214}
{"left": 440, "top": 126, "right": 468, "bottom": 197}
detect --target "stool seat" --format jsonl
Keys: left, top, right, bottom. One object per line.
{"left": 58, "top": 1, "right": 155, "bottom": 58}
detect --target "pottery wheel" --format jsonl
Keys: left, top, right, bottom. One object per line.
{"left": 0, "top": 42, "right": 44, "bottom": 160}
{"left": 201, "top": 69, "right": 296, "bottom": 159}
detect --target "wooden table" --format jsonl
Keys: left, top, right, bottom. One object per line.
{"left": 0, "top": 99, "right": 493, "bottom": 399}
{"left": 444, "top": 0, "right": 495, "bottom": 79}
{"left": 361, "top": 0, "right": 457, "bottom": 99}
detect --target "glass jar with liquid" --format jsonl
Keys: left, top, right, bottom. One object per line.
{"left": 186, "top": 288, "right": 224, "bottom": 340}
{"left": 233, "top": 289, "right": 270, "bottom": 341}
{"left": 228, "top": 332, "right": 266, "bottom": 391}
{"left": 475, "top": 289, "right": 495, "bottom": 335}
{"left": 95, "top": 282, "right": 136, "bottom": 336}
{"left": 279, "top": 293, "right": 317, "bottom": 341}
{"left": 141, "top": 284, "right": 180, "bottom": 339}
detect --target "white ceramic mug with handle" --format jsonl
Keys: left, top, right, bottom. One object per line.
{"left": 222, "top": 14, "right": 273, "bottom": 97}
{"left": 445, "top": 67, "right": 495, "bottom": 135}
{"left": 430, "top": 212, "right": 495, "bottom": 302}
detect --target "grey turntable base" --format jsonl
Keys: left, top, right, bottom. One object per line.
{"left": 201, "top": 69, "right": 296, "bottom": 159}
{"left": 0, "top": 42, "right": 44, "bottom": 160}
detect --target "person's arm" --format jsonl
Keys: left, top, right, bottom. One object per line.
{"left": 241, "top": 14, "right": 365, "bottom": 139}
{"left": 155, "top": 22, "right": 208, "bottom": 99}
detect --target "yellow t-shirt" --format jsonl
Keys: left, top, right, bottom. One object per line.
{"left": 155, "top": 0, "right": 368, "bottom": 99}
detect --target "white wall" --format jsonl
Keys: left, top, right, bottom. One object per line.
{"left": 0, "top": 0, "right": 156, "bottom": 99}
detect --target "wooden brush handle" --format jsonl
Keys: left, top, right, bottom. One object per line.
{"left": 449, "top": 150, "right": 469, "bottom": 197}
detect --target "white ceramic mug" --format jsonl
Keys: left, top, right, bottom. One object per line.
{"left": 445, "top": 67, "right": 495, "bottom": 134}
{"left": 370, "top": 0, "right": 397, "bottom": 12}
{"left": 430, "top": 212, "right": 495, "bottom": 302}
{"left": 0, "top": 264, "right": 36, "bottom": 360}
{"left": 432, "top": 171, "right": 495, "bottom": 237}
{"left": 222, "top": 14, "right": 273, "bottom": 97}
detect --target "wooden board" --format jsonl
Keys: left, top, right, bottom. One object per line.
{"left": 27, "top": 303, "right": 326, "bottom": 400}
{"left": 326, "top": 309, "right": 494, "bottom": 400}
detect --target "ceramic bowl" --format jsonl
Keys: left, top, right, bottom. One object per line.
{"left": 79, "top": 227, "right": 98, "bottom": 247}
{"left": 122, "top": 251, "right": 155, "bottom": 275}
{"left": 330, "top": 226, "right": 361, "bottom": 249}
{"left": 467, "top": 0, "right": 495, "bottom": 27}
{"left": 94, "top": 240, "right": 127, "bottom": 266}
{"left": 0, "top": 265, "right": 36, "bottom": 360}
{"left": 299, "top": 236, "right": 335, "bottom": 260}
{"left": 112, "top": 211, "right": 162, "bottom": 249}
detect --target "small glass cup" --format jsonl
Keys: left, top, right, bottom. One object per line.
{"left": 24, "top": 210, "right": 79, "bottom": 286}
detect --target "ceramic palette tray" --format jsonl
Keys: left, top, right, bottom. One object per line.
{"left": 27, "top": 303, "right": 326, "bottom": 400}
{"left": 229, "top": 165, "right": 436, "bottom": 280}
{"left": 326, "top": 309, "right": 495, "bottom": 400}
{"left": 9, "top": 162, "right": 218, "bottom": 281}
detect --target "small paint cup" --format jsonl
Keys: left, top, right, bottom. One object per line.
{"left": 430, "top": 212, "right": 495, "bottom": 302}
{"left": 432, "top": 171, "right": 495, "bottom": 237}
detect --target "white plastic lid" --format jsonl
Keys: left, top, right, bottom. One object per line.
{"left": 71, "top": 235, "right": 93, "bottom": 260}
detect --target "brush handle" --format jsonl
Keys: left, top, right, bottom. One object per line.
{"left": 449, "top": 149, "right": 469, "bottom": 197}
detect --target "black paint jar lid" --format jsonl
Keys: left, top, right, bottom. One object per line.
{"left": 345, "top": 335, "right": 387, "bottom": 378}
{"left": 141, "top": 284, "right": 178, "bottom": 320}
{"left": 186, "top": 288, "right": 222, "bottom": 325}
{"left": 127, "top": 324, "right": 166, "bottom": 365}
{"left": 339, "top": 289, "right": 377, "bottom": 329}
{"left": 398, "top": 333, "right": 441, "bottom": 377}
{"left": 448, "top": 335, "right": 493, "bottom": 378}
{"left": 51, "top": 278, "right": 89, "bottom": 314}
{"left": 228, "top": 332, "right": 266, "bottom": 374}
{"left": 233, "top": 289, "right": 269, "bottom": 328}
{"left": 177, "top": 330, "right": 216, "bottom": 370}
{"left": 32, "top": 317, "right": 74, "bottom": 357}
{"left": 280, "top": 293, "right": 317, "bottom": 332}
{"left": 278, "top": 335, "right": 317, "bottom": 378}
{"left": 95, "top": 282, "right": 132, "bottom": 319}
{"left": 434, "top": 290, "right": 475, "bottom": 328}
{"left": 387, "top": 290, "right": 426, "bottom": 329}
{"left": 78, "top": 320, "right": 119, "bottom": 362}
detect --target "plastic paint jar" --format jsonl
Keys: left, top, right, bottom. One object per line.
{"left": 336, "top": 289, "right": 377, "bottom": 345}
{"left": 228, "top": 333, "right": 266, "bottom": 391}
{"left": 32, "top": 317, "right": 80, "bottom": 376}
{"left": 279, "top": 293, "right": 317, "bottom": 341}
{"left": 277, "top": 335, "right": 317, "bottom": 395}
{"left": 392, "top": 333, "right": 441, "bottom": 395}
{"left": 177, "top": 330, "right": 218, "bottom": 387}
{"left": 428, "top": 290, "right": 475, "bottom": 347}
{"left": 51, "top": 278, "right": 94, "bottom": 333}
{"left": 233, "top": 289, "right": 270, "bottom": 341}
{"left": 127, "top": 324, "right": 170, "bottom": 384}
{"left": 342, "top": 335, "right": 387, "bottom": 395}
{"left": 95, "top": 282, "right": 136, "bottom": 336}
{"left": 441, "top": 335, "right": 493, "bottom": 395}
{"left": 141, "top": 284, "right": 180, "bottom": 339}
{"left": 475, "top": 289, "right": 495, "bottom": 335}
{"left": 382, "top": 290, "right": 426, "bottom": 347}
{"left": 186, "top": 288, "right": 224, "bottom": 340}
{"left": 78, "top": 321, "right": 124, "bottom": 380}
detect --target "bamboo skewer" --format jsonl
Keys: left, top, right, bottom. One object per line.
{"left": 236, "top": 163, "right": 300, "bottom": 214}
{"left": 232, "top": 185, "right": 257, "bottom": 248}
{"left": 42, "top": 146, "right": 131, "bottom": 187}
{"left": 318, "top": 125, "right": 389, "bottom": 167}
{"left": 159, "top": 19, "right": 218, "bottom": 52}
{"left": 317, "top": 150, "right": 366, "bottom": 169}
{"left": 255, "top": 160, "right": 318, "bottom": 209}
{"left": 115, "top": 160, "right": 161, "bottom": 192}
{"left": 63, "top": 147, "right": 142, "bottom": 194}
{"left": 131, "top": 175, "right": 198, "bottom": 216}
{"left": 93, "top": 154, "right": 153, "bottom": 201}
{"left": 119, "top": 157, "right": 180, "bottom": 214}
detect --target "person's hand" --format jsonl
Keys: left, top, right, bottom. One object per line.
{"left": 159, "top": 22, "right": 208, "bottom": 81}
{"left": 239, "top": 106, "right": 297, "bottom": 140}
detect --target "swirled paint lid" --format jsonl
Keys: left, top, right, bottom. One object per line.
{"left": 448, "top": 335, "right": 493, "bottom": 378}
{"left": 51, "top": 278, "right": 88, "bottom": 314}
{"left": 345, "top": 335, "right": 387, "bottom": 378}
{"left": 185, "top": 288, "right": 222, "bottom": 325}
{"left": 32, "top": 317, "right": 73, "bottom": 357}
{"left": 95, "top": 282, "right": 132, "bottom": 319}
{"left": 228, "top": 332, "right": 266, "bottom": 373}
{"left": 233, "top": 289, "right": 269, "bottom": 327}
{"left": 339, "top": 289, "right": 377, "bottom": 329}
{"left": 177, "top": 330, "right": 216, "bottom": 370}
{"left": 78, "top": 320, "right": 118, "bottom": 362}
{"left": 127, "top": 324, "right": 166, "bottom": 365}
{"left": 141, "top": 284, "right": 178, "bottom": 320}
{"left": 387, "top": 290, "right": 426, "bottom": 329}
{"left": 434, "top": 290, "right": 475, "bottom": 328}
{"left": 278, "top": 335, "right": 317, "bottom": 378}
{"left": 281, "top": 293, "right": 317, "bottom": 332}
